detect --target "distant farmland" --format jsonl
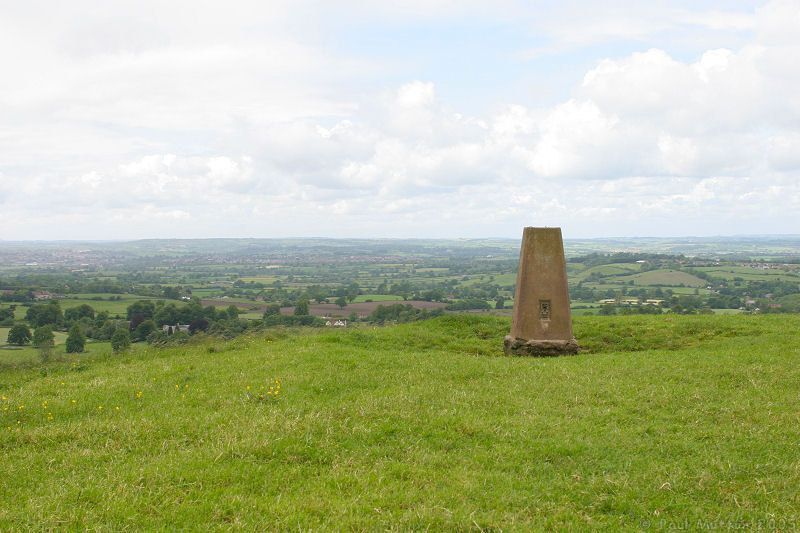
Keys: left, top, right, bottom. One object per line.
{"left": 200, "top": 299, "right": 447, "bottom": 317}
{"left": 614, "top": 269, "right": 707, "bottom": 287}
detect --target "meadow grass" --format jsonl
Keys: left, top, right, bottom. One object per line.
{"left": 1, "top": 314, "right": 799, "bottom": 530}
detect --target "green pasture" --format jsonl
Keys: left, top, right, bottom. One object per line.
{"left": 572, "top": 262, "right": 641, "bottom": 282}
{"left": 571, "top": 304, "right": 601, "bottom": 316}
{"left": 1, "top": 327, "right": 110, "bottom": 367}
{"left": 189, "top": 288, "right": 225, "bottom": 297}
{"left": 570, "top": 307, "right": 600, "bottom": 316}
{"left": 0, "top": 306, "right": 27, "bottom": 321}
{"left": 460, "top": 273, "right": 516, "bottom": 287}
{"left": 695, "top": 266, "right": 800, "bottom": 282}
{"left": 582, "top": 283, "right": 712, "bottom": 295}
{"left": 238, "top": 276, "right": 279, "bottom": 284}
{"left": 2, "top": 327, "right": 68, "bottom": 346}
{"left": 667, "top": 286, "right": 714, "bottom": 295}
{"left": 67, "top": 293, "right": 129, "bottom": 299}
{"left": 58, "top": 296, "right": 166, "bottom": 317}
{"left": 566, "top": 263, "right": 588, "bottom": 275}
{"left": 352, "top": 294, "right": 404, "bottom": 302}
{"left": 613, "top": 269, "right": 707, "bottom": 287}
{"left": 200, "top": 297, "right": 262, "bottom": 308}
{"left": 1, "top": 314, "right": 798, "bottom": 529}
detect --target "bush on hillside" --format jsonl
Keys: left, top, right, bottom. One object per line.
{"left": 368, "top": 304, "right": 443, "bottom": 325}
{"left": 445, "top": 299, "right": 492, "bottom": 311}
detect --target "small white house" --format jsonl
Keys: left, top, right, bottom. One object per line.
{"left": 162, "top": 324, "right": 190, "bottom": 334}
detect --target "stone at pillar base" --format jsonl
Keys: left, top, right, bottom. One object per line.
{"left": 503, "top": 335, "right": 580, "bottom": 357}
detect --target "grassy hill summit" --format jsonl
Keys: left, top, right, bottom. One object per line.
{"left": 1, "top": 314, "right": 798, "bottom": 529}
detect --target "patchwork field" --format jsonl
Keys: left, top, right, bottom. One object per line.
{"left": 614, "top": 269, "right": 708, "bottom": 287}
{"left": 352, "top": 294, "right": 405, "bottom": 302}
{"left": 57, "top": 294, "right": 167, "bottom": 317}
{"left": 695, "top": 266, "right": 800, "bottom": 282}
{"left": 300, "top": 300, "right": 448, "bottom": 317}
{"left": 199, "top": 299, "right": 449, "bottom": 317}
{"left": 572, "top": 263, "right": 642, "bottom": 282}
{"left": 1, "top": 314, "right": 798, "bottom": 529}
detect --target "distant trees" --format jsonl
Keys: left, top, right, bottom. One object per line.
{"left": 7, "top": 324, "right": 31, "bottom": 345}
{"left": 0, "top": 306, "right": 15, "bottom": 326}
{"left": 419, "top": 289, "right": 446, "bottom": 302}
{"left": 65, "top": 324, "right": 85, "bottom": 353}
{"left": 32, "top": 325, "right": 54, "bottom": 348}
{"left": 127, "top": 300, "right": 156, "bottom": 331}
{"left": 111, "top": 328, "right": 131, "bottom": 353}
{"left": 25, "top": 301, "right": 63, "bottom": 328}
{"left": 162, "top": 286, "right": 183, "bottom": 300}
{"left": 0, "top": 289, "right": 33, "bottom": 303}
{"left": 263, "top": 304, "right": 281, "bottom": 317}
{"left": 302, "top": 285, "right": 328, "bottom": 304}
{"left": 346, "top": 282, "right": 360, "bottom": 303}
{"left": 294, "top": 300, "right": 310, "bottom": 316}
{"left": 599, "top": 304, "right": 617, "bottom": 316}
{"left": 33, "top": 325, "right": 55, "bottom": 362}
{"left": 389, "top": 282, "right": 413, "bottom": 301}
{"left": 189, "top": 318, "right": 210, "bottom": 334}
{"left": 153, "top": 303, "right": 181, "bottom": 326}
{"left": 133, "top": 320, "right": 156, "bottom": 342}
{"left": 90, "top": 315, "right": 127, "bottom": 341}
{"left": 367, "top": 304, "right": 443, "bottom": 325}
{"left": 446, "top": 299, "right": 491, "bottom": 311}
{"left": 335, "top": 296, "right": 347, "bottom": 309}
{"left": 64, "top": 304, "right": 95, "bottom": 322}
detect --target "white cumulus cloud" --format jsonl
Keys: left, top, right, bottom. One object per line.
{"left": 1, "top": 0, "right": 799, "bottom": 239}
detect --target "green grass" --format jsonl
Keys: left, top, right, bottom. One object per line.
{"left": 0, "top": 332, "right": 112, "bottom": 367}
{"left": 1, "top": 314, "right": 799, "bottom": 529}
{"left": 614, "top": 269, "right": 708, "bottom": 287}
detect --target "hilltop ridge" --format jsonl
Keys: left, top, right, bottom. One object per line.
{"left": 2, "top": 314, "right": 799, "bottom": 529}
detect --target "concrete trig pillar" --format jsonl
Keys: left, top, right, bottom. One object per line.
{"left": 504, "top": 227, "right": 579, "bottom": 356}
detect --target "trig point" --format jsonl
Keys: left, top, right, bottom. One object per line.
{"left": 504, "top": 227, "right": 579, "bottom": 356}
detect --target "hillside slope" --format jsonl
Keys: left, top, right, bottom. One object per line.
{"left": 1, "top": 315, "right": 799, "bottom": 529}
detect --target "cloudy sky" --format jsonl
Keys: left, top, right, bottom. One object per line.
{"left": 2, "top": 0, "right": 799, "bottom": 240}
